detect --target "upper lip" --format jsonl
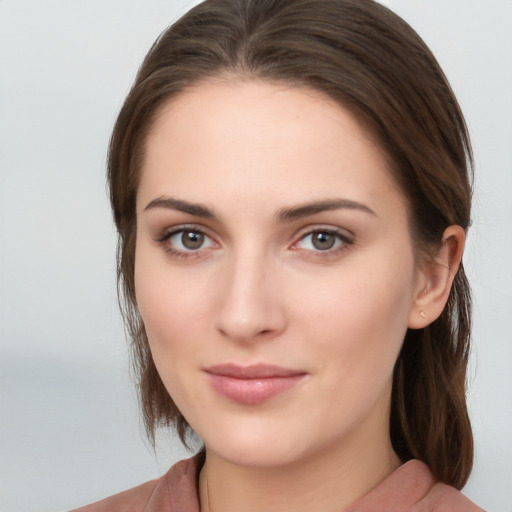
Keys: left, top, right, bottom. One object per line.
{"left": 204, "top": 363, "right": 306, "bottom": 379}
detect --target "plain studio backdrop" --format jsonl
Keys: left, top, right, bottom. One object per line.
{"left": 0, "top": 1, "right": 511, "bottom": 511}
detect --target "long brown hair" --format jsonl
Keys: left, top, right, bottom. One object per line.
{"left": 108, "top": 0, "right": 473, "bottom": 488}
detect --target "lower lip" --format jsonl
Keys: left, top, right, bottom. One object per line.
{"left": 206, "top": 373, "right": 305, "bottom": 405}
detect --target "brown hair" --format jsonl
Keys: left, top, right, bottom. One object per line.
{"left": 108, "top": 0, "right": 473, "bottom": 488}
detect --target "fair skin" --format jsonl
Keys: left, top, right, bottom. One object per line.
{"left": 134, "top": 80, "right": 464, "bottom": 512}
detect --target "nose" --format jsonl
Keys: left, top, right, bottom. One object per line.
{"left": 214, "top": 252, "right": 287, "bottom": 343}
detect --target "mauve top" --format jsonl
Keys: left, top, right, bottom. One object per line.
{"left": 70, "top": 453, "right": 484, "bottom": 512}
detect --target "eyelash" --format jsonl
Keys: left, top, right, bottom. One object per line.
{"left": 291, "top": 228, "right": 353, "bottom": 258}
{"left": 155, "top": 225, "right": 217, "bottom": 259}
{"left": 155, "top": 226, "right": 354, "bottom": 259}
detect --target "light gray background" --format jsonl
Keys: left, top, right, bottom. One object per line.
{"left": 1, "top": 1, "right": 510, "bottom": 511}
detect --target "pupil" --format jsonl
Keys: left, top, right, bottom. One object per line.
{"left": 312, "top": 232, "right": 335, "bottom": 250}
{"left": 182, "top": 231, "right": 204, "bottom": 250}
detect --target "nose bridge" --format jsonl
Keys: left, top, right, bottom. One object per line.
{"left": 215, "top": 244, "right": 285, "bottom": 342}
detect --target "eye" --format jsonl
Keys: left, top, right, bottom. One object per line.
{"left": 294, "top": 229, "right": 352, "bottom": 253}
{"left": 157, "top": 227, "right": 217, "bottom": 256}
{"left": 173, "top": 230, "right": 207, "bottom": 250}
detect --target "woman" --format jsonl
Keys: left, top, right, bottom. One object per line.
{"left": 73, "top": 0, "right": 483, "bottom": 510}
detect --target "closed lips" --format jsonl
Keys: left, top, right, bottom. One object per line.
{"left": 204, "top": 363, "right": 307, "bottom": 379}
{"left": 204, "top": 364, "right": 307, "bottom": 405}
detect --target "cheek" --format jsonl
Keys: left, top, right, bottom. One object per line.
{"left": 134, "top": 252, "right": 215, "bottom": 413}
{"left": 287, "top": 252, "right": 416, "bottom": 375}
{"left": 134, "top": 246, "right": 216, "bottom": 359}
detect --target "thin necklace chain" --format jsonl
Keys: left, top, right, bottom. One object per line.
{"left": 205, "top": 467, "right": 214, "bottom": 512}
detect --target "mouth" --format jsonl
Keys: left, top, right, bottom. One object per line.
{"left": 204, "top": 363, "right": 307, "bottom": 405}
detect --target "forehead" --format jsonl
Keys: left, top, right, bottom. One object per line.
{"left": 137, "top": 80, "right": 405, "bottom": 221}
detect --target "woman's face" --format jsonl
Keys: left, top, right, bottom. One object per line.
{"left": 135, "top": 81, "right": 426, "bottom": 468}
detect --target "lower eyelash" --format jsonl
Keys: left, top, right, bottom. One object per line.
{"left": 154, "top": 227, "right": 207, "bottom": 258}
{"left": 163, "top": 246, "right": 193, "bottom": 258}
{"left": 308, "top": 240, "right": 351, "bottom": 257}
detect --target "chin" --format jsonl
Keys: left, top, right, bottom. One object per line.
{"left": 198, "top": 419, "right": 335, "bottom": 470}
{"left": 209, "top": 441, "right": 305, "bottom": 469}
{"left": 194, "top": 418, "right": 302, "bottom": 468}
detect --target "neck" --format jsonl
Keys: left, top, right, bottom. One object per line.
{"left": 198, "top": 419, "right": 400, "bottom": 512}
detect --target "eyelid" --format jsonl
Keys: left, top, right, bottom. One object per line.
{"left": 155, "top": 224, "right": 219, "bottom": 257}
{"left": 293, "top": 225, "right": 354, "bottom": 243}
{"left": 290, "top": 225, "right": 355, "bottom": 254}
{"left": 155, "top": 223, "right": 213, "bottom": 242}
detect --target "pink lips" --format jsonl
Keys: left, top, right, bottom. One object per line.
{"left": 204, "top": 364, "right": 306, "bottom": 405}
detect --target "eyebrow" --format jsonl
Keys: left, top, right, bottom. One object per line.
{"left": 143, "top": 196, "right": 376, "bottom": 221}
{"left": 276, "top": 198, "right": 376, "bottom": 222}
{"left": 143, "top": 196, "right": 216, "bottom": 218}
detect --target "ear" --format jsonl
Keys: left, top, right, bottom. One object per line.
{"left": 408, "top": 225, "right": 466, "bottom": 329}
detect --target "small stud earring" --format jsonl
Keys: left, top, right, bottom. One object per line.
{"left": 420, "top": 310, "right": 426, "bottom": 318}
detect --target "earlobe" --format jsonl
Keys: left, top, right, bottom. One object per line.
{"left": 408, "top": 225, "right": 466, "bottom": 329}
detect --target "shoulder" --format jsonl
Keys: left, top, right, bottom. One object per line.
{"left": 345, "top": 459, "right": 484, "bottom": 512}
{"left": 414, "top": 482, "right": 485, "bottom": 512}
{"left": 69, "top": 454, "right": 203, "bottom": 512}
{"left": 69, "top": 478, "right": 159, "bottom": 512}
